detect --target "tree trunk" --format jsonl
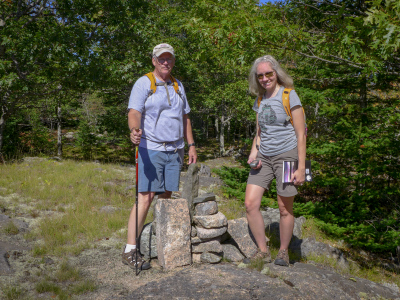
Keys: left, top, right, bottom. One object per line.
{"left": 206, "top": 116, "right": 209, "bottom": 139}
{"left": 219, "top": 115, "right": 225, "bottom": 156}
{"left": 314, "top": 102, "right": 319, "bottom": 139}
{"left": 0, "top": 112, "right": 5, "bottom": 159}
{"left": 57, "top": 101, "right": 62, "bottom": 157}
{"left": 215, "top": 117, "right": 219, "bottom": 140}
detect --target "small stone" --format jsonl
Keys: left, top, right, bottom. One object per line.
{"left": 237, "top": 263, "right": 247, "bottom": 268}
{"left": 197, "top": 226, "right": 227, "bottom": 239}
{"left": 193, "top": 193, "right": 216, "bottom": 205}
{"left": 200, "top": 252, "right": 221, "bottom": 264}
{"left": 195, "top": 201, "right": 218, "bottom": 216}
{"left": 192, "top": 239, "right": 222, "bottom": 254}
{"left": 261, "top": 266, "right": 270, "bottom": 275}
{"left": 193, "top": 212, "right": 227, "bottom": 228}
{"left": 191, "top": 226, "right": 197, "bottom": 237}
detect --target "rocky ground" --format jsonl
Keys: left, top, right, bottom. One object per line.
{"left": 1, "top": 157, "right": 399, "bottom": 300}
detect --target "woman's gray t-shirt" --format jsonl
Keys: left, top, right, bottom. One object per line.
{"left": 252, "top": 86, "right": 302, "bottom": 156}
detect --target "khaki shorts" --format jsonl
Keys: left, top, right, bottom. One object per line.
{"left": 247, "top": 147, "right": 298, "bottom": 197}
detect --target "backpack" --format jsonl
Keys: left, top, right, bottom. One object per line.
{"left": 145, "top": 72, "right": 184, "bottom": 100}
{"left": 257, "top": 88, "right": 307, "bottom": 135}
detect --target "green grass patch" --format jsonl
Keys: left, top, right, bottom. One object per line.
{"left": 1, "top": 285, "right": 25, "bottom": 300}
{"left": 0, "top": 159, "right": 134, "bottom": 257}
{"left": 71, "top": 280, "right": 97, "bottom": 294}
{"left": 3, "top": 222, "right": 19, "bottom": 235}
{"left": 55, "top": 261, "right": 81, "bottom": 282}
{"left": 35, "top": 279, "right": 61, "bottom": 294}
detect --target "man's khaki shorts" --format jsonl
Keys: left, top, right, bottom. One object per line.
{"left": 247, "top": 147, "right": 298, "bottom": 197}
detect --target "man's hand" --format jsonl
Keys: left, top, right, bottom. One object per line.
{"left": 188, "top": 146, "right": 197, "bottom": 165}
{"left": 130, "top": 128, "right": 142, "bottom": 145}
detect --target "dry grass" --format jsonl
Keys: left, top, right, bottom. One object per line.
{"left": 0, "top": 158, "right": 135, "bottom": 256}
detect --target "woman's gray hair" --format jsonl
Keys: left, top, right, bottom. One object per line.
{"left": 248, "top": 55, "right": 294, "bottom": 97}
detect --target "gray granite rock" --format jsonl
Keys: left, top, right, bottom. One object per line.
{"left": 194, "top": 201, "right": 218, "bottom": 216}
{"left": 198, "top": 164, "right": 211, "bottom": 177}
{"left": 222, "top": 244, "right": 245, "bottom": 262}
{"left": 200, "top": 252, "right": 222, "bottom": 264}
{"left": 155, "top": 198, "right": 191, "bottom": 269}
{"left": 182, "top": 164, "right": 199, "bottom": 219}
{"left": 191, "top": 226, "right": 197, "bottom": 237}
{"left": 139, "top": 222, "right": 157, "bottom": 259}
{"left": 192, "top": 239, "right": 223, "bottom": 254}
{"left": 193, "top": 212, "right": 227, "bottom": 229}
{"left": 196, "top": 226, "right": 227, "bottom": 239}
{"left": 193, "top": 193, "right": 216, "bottom": 205}
{"left": 227, "top": 218, "right": 269, "bottom": 258}
{"left": 261, "top": 207, "right": 306, "bottom": 241}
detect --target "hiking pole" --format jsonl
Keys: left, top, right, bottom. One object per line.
{"left": 134, "top": 129, "right": 140, "bottom": 276}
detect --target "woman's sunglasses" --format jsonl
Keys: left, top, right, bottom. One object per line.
{"left": 257, "top": 71, "right": 274, "bottom": 80}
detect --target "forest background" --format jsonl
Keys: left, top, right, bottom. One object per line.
{"left": 1, "top": 0, "right": 399, "bottom": 255}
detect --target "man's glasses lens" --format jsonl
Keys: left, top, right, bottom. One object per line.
{"left": 257, "top": 71, "right": 274, "bottom": 80}
{"left": 158, "top": 58, "right": 173, "bottom": 64}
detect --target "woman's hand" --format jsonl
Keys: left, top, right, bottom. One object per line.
{"left": 291, "top": 168, "right": 305, "bottom": 185}
{"left": 248, "top": 156, "right": 262, "bottom": 169}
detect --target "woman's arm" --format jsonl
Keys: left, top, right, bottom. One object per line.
{"left": 248, "top": 113, "right": 262, "bottom": 168}
{"left": 291, "top": 106, "right": 306, "bottom": 184}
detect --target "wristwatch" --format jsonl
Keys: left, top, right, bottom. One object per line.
{"left": 188, "top": 142, "right": 195, "bottom": 148}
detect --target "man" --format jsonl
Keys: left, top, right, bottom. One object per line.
{"left": 123, "top": 43, "right": 197, "bottom": 271}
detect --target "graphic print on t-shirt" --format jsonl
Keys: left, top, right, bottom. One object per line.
{"left": 258, "top": 103, "right": 277, "bottom": 129}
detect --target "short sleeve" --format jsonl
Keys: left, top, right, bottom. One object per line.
{"left": 289, "top": 90, "right": 302, "bottom": 109}
{"left": 127, "top": 76, "right": 151, "bottom": 113}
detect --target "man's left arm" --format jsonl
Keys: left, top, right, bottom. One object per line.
{"left": 183, "top": 114, "right": 197, "bottom": 164}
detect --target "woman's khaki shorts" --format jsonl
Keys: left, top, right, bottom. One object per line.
{"left": 247, "top": 147, "right": 298, "bottom": 197}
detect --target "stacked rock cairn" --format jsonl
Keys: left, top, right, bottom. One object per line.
{"left": 191, "top": 193, "right": 228, "bottom": 264}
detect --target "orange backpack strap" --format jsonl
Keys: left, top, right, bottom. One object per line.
{"left": 257, "top": 96, "right": 262, "bottom": 107}
{"left": 282, "top": 88, "right": 307, "bottom": 133}
{"left": 170, "top": 74, "right": 184, "bottom": 100}
{"left": 282, "top": 88, "right": 293, "bottom": 125}
{"left": 145, "top": 72, "right": 157, "bottom": 97}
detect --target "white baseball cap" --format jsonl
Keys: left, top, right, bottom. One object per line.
{"left": 153, "top": 43, "right": 175, "bottom": 57}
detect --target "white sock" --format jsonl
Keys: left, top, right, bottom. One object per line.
{"left": 125, "top": 244, "right": 136, "bottom": 253}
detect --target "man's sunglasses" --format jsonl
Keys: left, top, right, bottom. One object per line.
{"left": 257, "top": 71, "right": 274, "bottom": 80}
{"left": 157, "top": 58, "right": 174, "bottom": 64}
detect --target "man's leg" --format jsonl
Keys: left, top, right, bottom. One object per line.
{"left": 127, "top": 191, "right": 155, "bottom": 245}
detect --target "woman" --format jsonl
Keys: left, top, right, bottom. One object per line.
{"left": 244, "top": 55, "right": 306, "bottom": 266}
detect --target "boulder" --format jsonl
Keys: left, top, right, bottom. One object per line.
{"left": 193, "top": 212, "right": 227, "bottom": 229}
{"left": 192, "top": 239, "right": 223, "bottom": 254}
{"left": 139, "top": 223, "right": 157, "bottom": 259}
{"left": 227, "top": 218, "right": 269, "bottom": 258}
{"left": 222, "top": 244, "right": 245, "bottom": 262}
{"left": 194, "top": 201, "right": 218, "bottom": 216}
{"left": 182, "top": 164, "right": 199, "bottom": 219}
{"left": 155, "top": 199, "right": 191, "bottom": 269}
{"left": 196, "top": 226, "right": 227, "bottom": 239}
{"left": 261, "top": 207, "right": 306, "bottom": 240}
{"left": 198, "top": 164, "right": 211, "bottom": 177}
